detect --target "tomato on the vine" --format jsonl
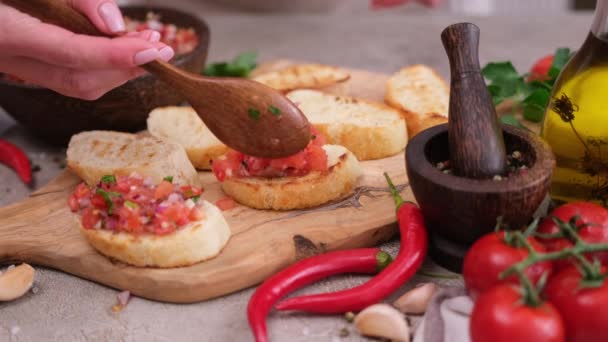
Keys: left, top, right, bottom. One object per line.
{"left": 538, "top": 202, "right": 608, "bottom": 269}
{"left": 463, "top": 231, "right": 552, "bottom": 298}
{"left": 470, "top": 285, "right": 565, "bottom": 342}
{"left": 544, "top": 266, "right": 608, "bottom": 342}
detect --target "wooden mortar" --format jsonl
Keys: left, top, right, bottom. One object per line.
{"left": 405, "top": 23, "right": 555, "bottom": 272}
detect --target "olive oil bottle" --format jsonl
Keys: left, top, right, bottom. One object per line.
{"left": 541, "top": 0, "right": 608, "bottom": 205}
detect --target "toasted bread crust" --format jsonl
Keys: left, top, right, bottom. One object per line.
{"left": 385, "top": 65, "right": 449, "bottom": 137}
{"left": 221, "top": 145, "right": 361, "bottom": 210}
{"left": 67, "top": 131, "right": 200, "bottom": 186}
{"left": 286, "top": 90, "right": 407, "bottom": 160}
{"left": 79, "top": 201, "right": 231, "bottom": 268}
{"left": 253, "top": 64, "right": 350, "bottom": 93}
{"left": 147, "top": 106, "right": 228, "bottom": 170}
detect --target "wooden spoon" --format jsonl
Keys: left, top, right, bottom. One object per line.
{"left": 441, "top": 23, "right": 507, "bottom": 178}
{"left": 4, "top": 0, "right": 311, "bottom": 158}
{"left": 0, "top": 263, "right": 36, "bottom": 301}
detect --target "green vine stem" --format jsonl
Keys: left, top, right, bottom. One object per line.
{"left": 501, "top": 220, "right": 608, "bottom": 288}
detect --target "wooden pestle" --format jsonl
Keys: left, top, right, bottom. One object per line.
{"left": 441, "top": 23, "right": 507, "bottom": 178}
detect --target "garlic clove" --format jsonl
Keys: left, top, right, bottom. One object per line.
{"left": 354, "top": 304, "right": 410, "bottom": 342}
{"left": 393, "top": 282, "right": 438, "bottom": 314}
{"left": 0, "top": 263, "right": 36, "bottom": 301}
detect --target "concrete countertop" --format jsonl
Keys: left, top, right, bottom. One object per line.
{"left": 0, "top": 12, "right": 592, "bottom": 342}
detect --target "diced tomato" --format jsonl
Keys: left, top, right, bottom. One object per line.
{"left": 153, "top": 219, "right": 177, "bottom": 235}
{"left": 189, "top": 207, "right": 206, "bottom": 221}
{"left": 180, "top": 185, "right": 203, "bottom": 198}
{"left": 68, "top": 193, "right": 80, "bottom": 212}
{"left": 215, "top": 197, "right": 236, "bottom": 211}
{"left": 162, "top": 203, "right": 190, "bottom": 226}
{"left": 269, "top": 151, "right": 308, "bottom": 171}
{"left": 81, "top": 208, "right": 100, "bottom": 229}
{"left": 243, "top": 155, "right": 270, "bottom": 174}
{"left": 308, "top": 145, "right": 328, "bottom": 171}
{"left": 73, "top": 183, "right": 90, "bottom": 199}
{"left": 212, "top": 151, "right": 245, "bottom": 182}
{"left": 91, "top": 194, "right": 108, "bottom": 209}
{"left": 117, "top": 206, "right": 143, "bottom": 233}
{"left": 154, "top": 180, "right": 174, "bottom": 200}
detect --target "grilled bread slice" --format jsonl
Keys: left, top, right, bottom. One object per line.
{"left": 79, "top": 200, "right": 231, "bottom": 268}
{"left": 385, "top": 64, "right": 450, "bottom": 137}
{"left": 147, "top": 106, "right": 228, "bottom": 170}
{"left": 252, "top": 64, "right": 350, "bottom": 93}
{"left": 286, "top": 89, "right": 407, "bottom": 160}
{"left": 67, "top": 131, "right": 200, "bottom": 186}
{"left": 221, "top": 145, "right": 361, "bottom": 210}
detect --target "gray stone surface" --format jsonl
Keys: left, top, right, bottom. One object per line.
{"left": 0, "top": 12, "right": 592, "bottom": 342}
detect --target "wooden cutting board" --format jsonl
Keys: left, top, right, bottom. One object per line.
{"left": 0, "top": 61, "right": 413, "bottom": 303}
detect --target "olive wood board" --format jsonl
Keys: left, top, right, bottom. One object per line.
{"left": 0, "top": 61, "right": 415, "bottom": 303}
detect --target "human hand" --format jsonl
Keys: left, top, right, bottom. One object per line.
{"left": 0, "top": 0, "right": 175, "bottom": 100}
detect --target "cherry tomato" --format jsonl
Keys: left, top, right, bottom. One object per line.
{"left": 545, "top": 266, "right": 608, "bottom": 342}
{"left": 529, "top": 54, "right": 554, "bottom": 81}
{"left": 463, "top": 231, "right": 552, "bottom": 298}
{"left": 470, "top": 285, "right": 565, "bottom": 342}
{"left": 538, "top": 202, "right": 608, "bottom": 269}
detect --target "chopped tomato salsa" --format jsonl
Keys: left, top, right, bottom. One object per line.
{"left": 68, "top": 174, "right": 205, "bottom": 235}
{"left": 124, "top": 12, "right": 198, "bottom": 55}
{"left": 212, "top": 128, "right": 328, "bottom": 182}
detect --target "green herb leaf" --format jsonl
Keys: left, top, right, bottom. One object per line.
{"left": 268, "top": 105, "right": 281, "bottom": 116}
{"left": 548, "top": 47, "right": 571, "bottom": 79}
{"left": 191, "top": 195, "right": 200, "bottom": 203}
{"left": 124, "top": 200, "right": 138, "bottom": 209}
{"left": 203, "top": 52, "right": 258, "bottom": 77}
{"left": 163, "top": 176, "right": 174, "bottom": 183}
{"left": 248, "top": 108, "right": 261, "bottom": 121}
{"left": 95, "top": 188, "right": 120, "bottom": 215}
{"left": 500, "top": 114, "right": 527, "bottom": 129}
{"left": 482, "top": 62, "right": 519, "bottom": 82}
{"left": 522, "top": 88, "right": 551, "bottom": 122}
{"left": 101, "top": 175, "right": 116, "bottom": 184}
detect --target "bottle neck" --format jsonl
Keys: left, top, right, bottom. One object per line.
{"left": 592, "top": 0, "right": 608, "bottom": 37}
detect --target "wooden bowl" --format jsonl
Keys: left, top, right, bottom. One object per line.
{"left": 0, "top": 6, "right": 209, "bottom": 145}
{"left": 406, "top": 123, "right": 555, "bottom": 272}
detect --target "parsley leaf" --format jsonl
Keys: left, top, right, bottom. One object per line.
{"left": 101, "top": 175, "right": 116, "bottom": 184}
{"left": 163, "top": 176, "right": 173, "bottom": 183}
{"left": 269, "top": 105, "right": 281, "bottom": 116}
{"left": 95, "top": 188, "right": 121, "bottom": 215}
{"left": 482, "top": 47, "right": 572, "bottom": 123}
{"left": 203, "top": 52, "right": 258, "bottom": 77}
{"left": 248, "top": 108, "right": 261, "bottom": 121}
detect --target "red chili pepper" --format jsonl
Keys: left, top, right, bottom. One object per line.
{"left": 275, "top": 172, "right": 427, "bottom": 314}
{"left": 0, "top": 138, "right": 31, "bottom": 184}
{"left": 247, "top": 248, "right": 392, "bottom": 342}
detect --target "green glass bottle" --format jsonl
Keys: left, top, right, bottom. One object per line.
{"left": 541, "top": 0, "right": 608, "bottom": 205}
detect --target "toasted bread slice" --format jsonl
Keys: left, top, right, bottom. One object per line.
{"left": 385, "top": 65, "right": 449, "bottom": 137}
{"left": 286, "top": 89, "right": 407, "bottom": 160}
{"left": 79, "top": 200, "right": 231, "bottom": 268}
{"left": 221, "top": 145, "right": 361, "bottom": 210}
{"left": 67, "top": 131, "right": 200, "bottom": 186}
{"left": 252, "top": 64, "right": 350, "bottom": 93}
{"left": 147, "top": 106, "right": 228, "bottom": 170}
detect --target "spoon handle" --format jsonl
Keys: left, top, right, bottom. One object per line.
{"left": 3, "top": 0, "right": 182, "bottom": 84}
{"left": 441, "top": 23, "right": 507, "bottom": 178}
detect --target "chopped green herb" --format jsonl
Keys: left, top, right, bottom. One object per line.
{"left": 248, "top": 108, "right": 261, "bottom": 121}
{"left": 191, "top": 195, "right": 201, "bottom": 203}
{"left": 268, "top": 105, "right": 281, "bottom": 116}
{"left": 101, "top": 175, "right": 116, "bottom": 184}
{"left": 124, "top": 200, "right": 138, "bottom": 209}
{"left": 482, "top": 47, "right": 572, "bottom": 123}
{"left": 163, "top": 176, "right": 174, "bottom": 183}
{"left": 95, "top": 188, "right": 120, "bottom": 215}
{"left": 203, "top": 51, "right": 258, "bottom": 77}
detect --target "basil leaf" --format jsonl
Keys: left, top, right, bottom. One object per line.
{"left": 233, "top": 51, "right": 257, "bottom": 69}
{"left": 203, "top": 52, "right": 257, "bottom": 77}
{"left": 163, "top": 176, "right": 174, "bottom": 183}
{"left": 522, "top": 88, "right": 550, "bottom": 122}
{"left": 248, "top": 108, "right": 261, "bottom": 121}
{"left": 548, "top": 47, "right": 571, "bottom": 79}
{"left": 101, "top": 175, "right": 116, "bottom": 184}
{"left": 500, "top": 115, "right": 528, "bottom": 129}
{"left": 482, "top": 62, "right": 519, "bottom": 82}
{"left": 191, "top": 195, "right": 200, "bottom": 203}
{"left": 96, "top": 188, "right": 120, "bottom": 215}
{"left": 124, "top": 200, "right": 138, "bottom": 209}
